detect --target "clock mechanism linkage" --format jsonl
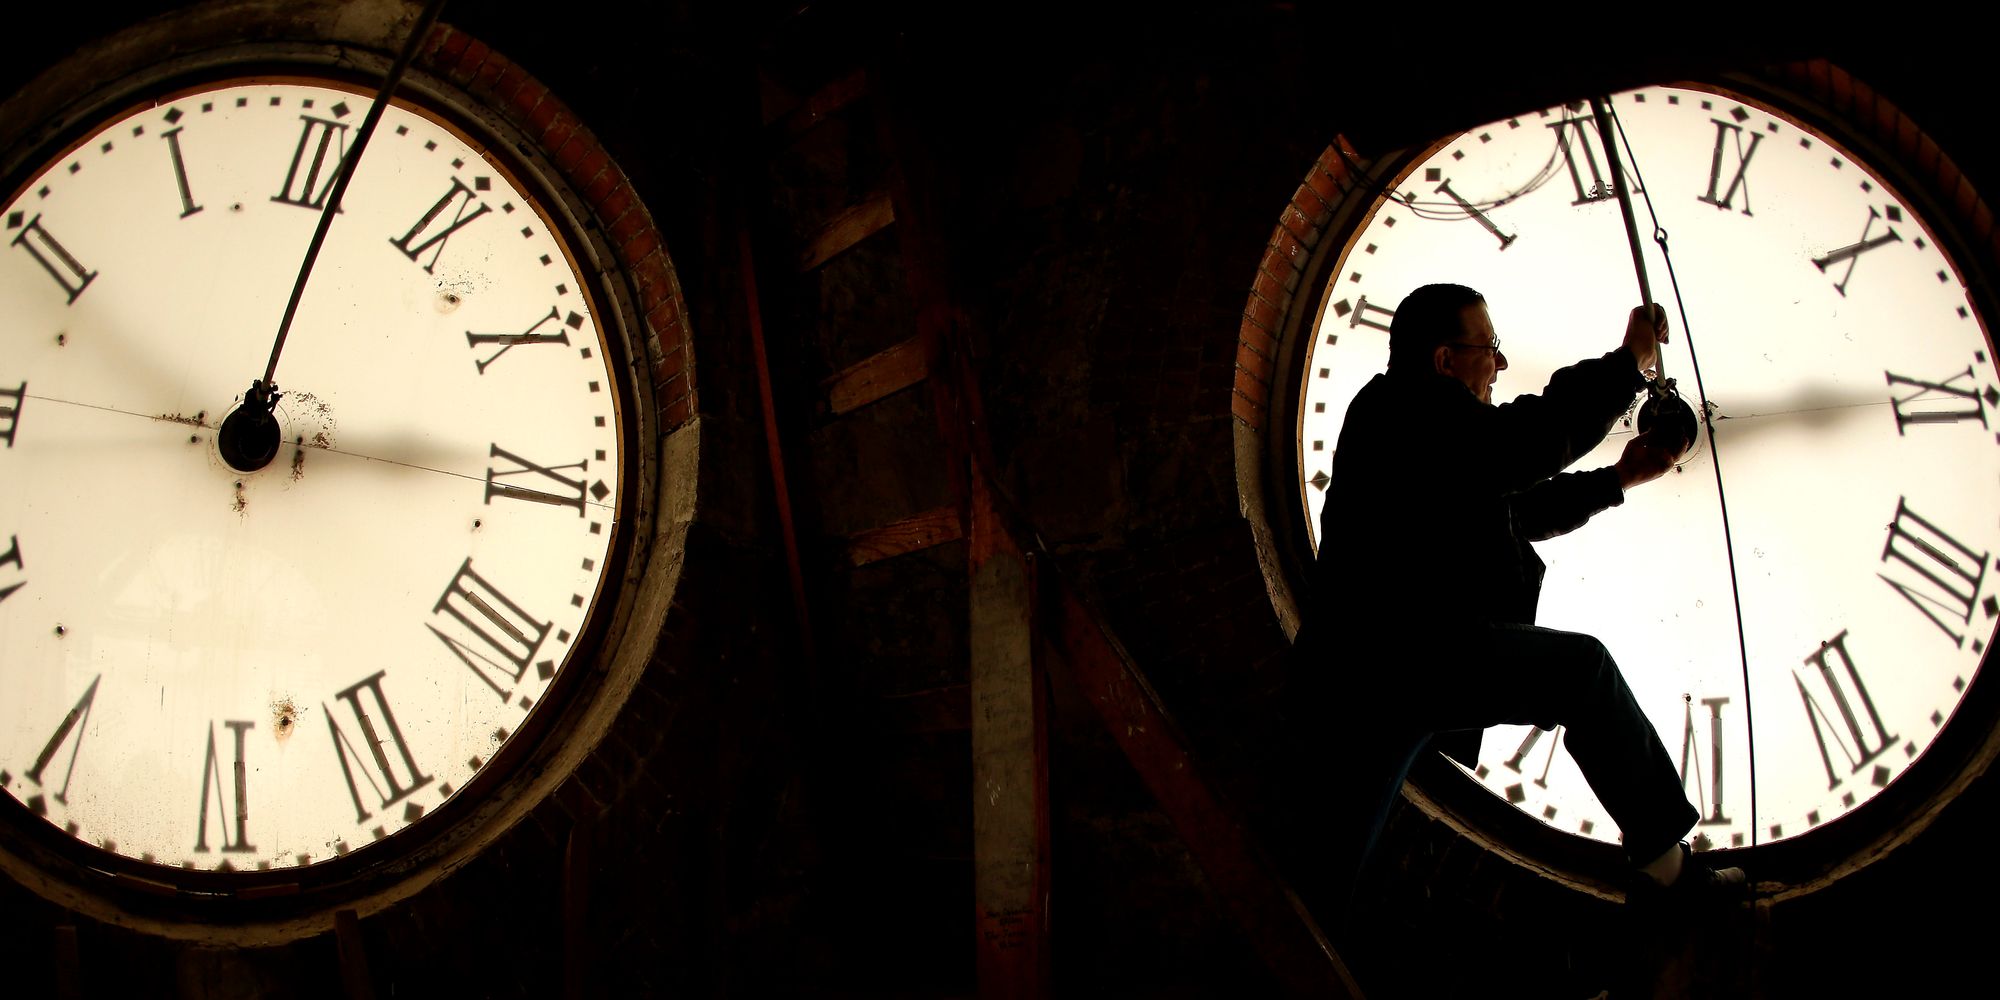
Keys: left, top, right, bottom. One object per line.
{"left": 1586, "top": 97, "right": 1701, "bottom": 459}
{"left": 223, "top": 0, "right": 451, "bottom": 475}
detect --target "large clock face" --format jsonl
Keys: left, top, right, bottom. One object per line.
{"left": 1296, "top": 83, "right": 1997, "bottom": 850}
{"left": 0, "top": 78, "right": 626, "bottom": 875}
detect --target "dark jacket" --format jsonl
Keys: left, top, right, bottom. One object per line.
{"left": 1300, "top": 348, "right": 1646, "bottom": 763}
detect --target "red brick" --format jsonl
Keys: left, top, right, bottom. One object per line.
{"left": 599, "top": 183, "right": 637, "bottom": 231}
{"left": 621, "top": 229, "right": 660, "bottom": 264}
{"left": 607, "top": 206, "right": 646, "bottom": 249}
{"left": 570, "top": 146, "right": 611, "bottom": 190}
{"left": 1235, "top": 342, "right": 1272, "bottom": 382}
{"left": 430, "top": 24, "right": 469, "bottom": 66}
{"left": 470, "top": 52, "right": 507, "bottom": 96}
{"left": 1238, "top": 318, "right": 1276, "bottom": 359}
{"left": 542, "top": 115, "right": 578, "bottom": 157}
{"left": 1268, "top": 253, "right": 1301, "bottom": 293}
{"left": 636, "top": 266, "right": 671, "bottom": 313}
{"left": 491, "top": 64, "right": 529, "bottom": 106}
{"left": 657, "top": 369, "right": 686, "bottom": 399}
{"left": 511, "top": 79, "right": 550, "bottom": 127}
{"left": 1233, "top": 366, "right": 1268, "bottom": 406}
{"left": 648, "top": 300, "right": 685, "bottom": 352}
{"left": 654, "top": 346, "right": 686, "bottom": 382}
{"left": 453, "top": 39, "right": 492, "bottom": 86}
{"left": 553, "top": 134, "right": 592, "bottom": 174}
{"left": 1243, "top": 295, "right": 1280, "bottom": 333}
{"left": 527, "top": 93, "right": 559, "bottom": 133}
{"left": 1305, "top": 162, "right": 1347, "bottom": 209}
{"left": 663, "top": 394, "right": 692, "bottom": 430}
{"left": 1270, "top": 226, "right": 1306, "bottom": 271}
{"left": 1281, "top": 205, "right": 1312, "bottom": 244}
{"left": 1252, "top": 266, "right": 1286, "bottom": 306}
{"left": 583, "top": 165, "right": 619, "bottom": 205}
{"left": 1230, "top": 388, "right": 1263, "bottom": 430}
{"left": 1293, "top": 184, "right": 1331, "bottom": 226}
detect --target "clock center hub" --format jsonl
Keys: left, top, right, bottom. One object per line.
{"left": 217, "top": 382, "right": 282, "bottom": 473}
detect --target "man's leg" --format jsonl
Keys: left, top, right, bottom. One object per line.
{"left": 1421, "top": 623, "right": 1698, "bottom": 865}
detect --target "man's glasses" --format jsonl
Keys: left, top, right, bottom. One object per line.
{"left": 1446, "top": 339, "right": 1502, "bottom": 354}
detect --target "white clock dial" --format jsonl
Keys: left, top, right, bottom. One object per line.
{"left": 0, "top": 80, "right": 624, "bottom": 872}
{"left": 1297, "top": 84, "right": 1996, "bottom": 850}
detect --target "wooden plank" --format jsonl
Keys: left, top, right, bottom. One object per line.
{"left": 335, "top": 908, "right": 376, "bottom": 1000}
{"left": 969, "top": 477, "right": 1049, "bottom": 999}
{"left": 824, "top": 335, "right": 930, "bottom": 415}
{"left": 52, "top": 925, "right": 80, "bottom": 1000}
{"left": 1046, "top": 579, "right": 1365, "bottom": 999}
{"left": 564, "top": 820, "right": 592, "bottom": 1000}
{"left": 797, "top": 192, "right": 895, "bottom": 272}
{"left": 846, "top": 504, "right": 962, "bottom": 566}
{"left": 770, "top": 69, "right": 870, "bottom": 138}
{"left": 879, "top": 683, "right": 971, "bottom": 733}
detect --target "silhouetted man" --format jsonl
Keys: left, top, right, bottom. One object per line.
{"left": 1290, "top": 282, "right": 1745, "bottom": 911}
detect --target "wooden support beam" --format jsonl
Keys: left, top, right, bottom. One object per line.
{"left": 335, "top": 908, "right": 376, "bottom": 1000}
{"left": 969, "top": 476, "right": 1050, "bottom": 999}
{"left": 564, "top": 820, "right": 592, "bottom": 1000}
{"left": 770, "top": 69, "right": 870, "bottom": 138}
{"left": 53, "top": 924, "right": 80, "bottom": 1000}
{"left": 1046, "top": 580, "right": 1365, "bottom": 999}
{"left": 879, "top": 683, "right": 971, "bottom": 733}
{"left": 823, "top": 335, "right": 931, "bottom": 415}
{"left": 846, "top": 504, "right": 963, "bottom": 566}
{"left": 798, "top": 192, "right": 895, "bottom": 272}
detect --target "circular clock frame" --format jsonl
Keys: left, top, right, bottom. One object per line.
{"left": 0, "top": 2, "right": 679, "bottom": 940}
{"left": 1242, "top": 61, "right": 2000, "bottom": 897}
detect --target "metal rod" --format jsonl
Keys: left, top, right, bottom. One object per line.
{"left": 261, "top": 0, "right": 451, "bottom": 389}
{"left": 1589, "top": 96, "right": 1663, "bottom": 380}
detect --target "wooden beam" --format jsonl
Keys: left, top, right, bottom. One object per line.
{"left": 846, "top": 504, "right": 962, "bottom": 566}
{"left": 823, "top": 335, "right": 930, "bottom": 415}
{"left": 879, "top": 683, "right": 971, "bottom": 733}
{"left": 797, "top": 192, "right": 895, "bottom": 272}
{"left": 52, "top": 925, "right": 80, "bottom": 1000}
{"left": 770, "top": 69, "right": 870, "bottom": 138}
{"left": 969, "top": 477, "right": 1050, "bottom": 999}
{"left": 335, "top": 908, "right": 376, "bottom": 1000}
{"left": 1046, "top": 580, "right": 1365, "bottom": 999}
{"left": 564, "top": 820, "right": 592, "bottom": 1000}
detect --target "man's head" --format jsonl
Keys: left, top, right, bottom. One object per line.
{"left": 1388, "top": 282, "right": 1508, "bottom": 403}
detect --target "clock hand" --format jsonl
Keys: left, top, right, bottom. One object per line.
{"left": 217, "top": 0, "right": 450, "bottom": 474}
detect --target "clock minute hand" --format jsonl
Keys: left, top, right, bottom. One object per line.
{"left": 217, "top": 0, "right": 450, "bottom": 474}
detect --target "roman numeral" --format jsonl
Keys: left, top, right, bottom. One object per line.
{"left": 1, "top": 534, "right": 24, "bottom": 605}
{"left": 389, "top": 176, "right": 491, "bottom": 274}
{"left": 1503, "top": 725, "right": 1560, "bottom": 790}
{"left": 429, "top": 558, "right": 553, "bottom": 701}
{"left": 1694, "top": 118, "right": 1764, "bottom": 216}
{"left": 466, "top": 304, "right": 574, "bottom": 374}
{"left": 1795, "top": 630, "right": 1896, "bottom": 791}
{"left": 324, "top": 671, "right": 432, "bottom": 824}
{"left": 1879, "top": 498, "right": 1990, "bottom": 648}
{"left": 272, "top": 114, "right": 350, "bottom": 210}
{"left": 194, "top": 720, "right": 256, "bottom": 853}
{"left": 25, "top": 675, "right": 100, "bottom": 808}
{"left": 1813, "top": 206, "right": 1902, "bottom": 297}
{"left": 1678, "top": 695, "right": 1732, "bottom": 825}
{"left": 1548, "top": 115, "right": 1640, "bottom": 206}
{"left": 486, "top": 444, "right": 594, "bottom": 515}
{"left": 1434, "top": 178, "right": 1516, "bottom": 250}
{"left": 0, "top": 381, "right": 21, "bottom": 447}
{"left": 161, "top": 126, "right": 202, "bottom": 218}
{"left": 1886, "top": 367, "right": 1988, "bottom": 433}
{"left": 8, "top": 214, "right": 97, "bottom": 303}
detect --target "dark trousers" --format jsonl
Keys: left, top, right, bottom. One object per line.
{"left": 1283, "top": 621, "right": 1700, "bottom": 914}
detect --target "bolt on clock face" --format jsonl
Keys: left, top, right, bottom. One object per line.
{"left": 0, "top": 80, "right": 625, "bottom": 873}
{"left": 1297, "top": 84, "right": 1998, "bottom": 850}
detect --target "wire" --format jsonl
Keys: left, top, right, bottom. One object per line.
{"left": 1607, "top": 101, "right": 1762, "bottom": 849}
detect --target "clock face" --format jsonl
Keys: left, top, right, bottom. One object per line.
{"left": 1296, "top": 83, "right": 1997, "bottom": 850}
{"left": 0, "top": 78, "right": 626, "bottom": 875}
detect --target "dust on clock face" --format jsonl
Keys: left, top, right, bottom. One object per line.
{"left": 0, "top": 78, "right": 625, "bottom": 874}
{"left": 1296, "top": 83, "right": 1998, "bottom": 851}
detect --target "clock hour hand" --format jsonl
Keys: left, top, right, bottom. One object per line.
{"left": 232, "top": 0, "right": 450, "bottom": 474}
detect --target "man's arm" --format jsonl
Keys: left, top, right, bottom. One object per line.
{"left": 1509, "top": 432, "right": 1684, "bottom": 541}
{"left": 1466, "top": 306, "right": 1664, "bottom": 492}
